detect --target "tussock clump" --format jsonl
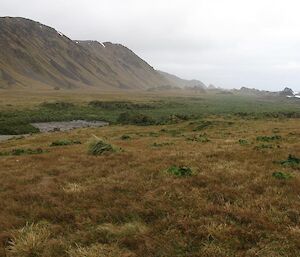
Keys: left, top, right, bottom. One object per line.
{"left": 120, "top": 135, "right": 131, "bottom": 140}
{"left": 96, "top": 221, "right": 148, "bottom": 241}
{"left": 166, "top": 166, "right": 192, "bottom": 177}
{"left": 88, "top": 137, "right": 115, "bottom": 156}
{"left": 67, "top": 243, "right": 133, "bottom": 257}
{"left": 187, "top": 134, "right": 210, "bottom": 143}
{"left": 63, "top": 183, "right": 85, "bottom": 194}
{"left": 192, "top": 120, "right": 213, "bottom": 131}
{"left": 272, "top": 171, "right": 293, "bottom": 180}
{"left": 238, "top": 139, "right": 249, "bottom": 145}
{"left": 50, "top": 139, "right": 81, "bottom": 147}
{"left": 6, "top": 222, "right": 50, "bottom": 257}
{"left": 152, "top": 142, "right": 174, "bottom": 147}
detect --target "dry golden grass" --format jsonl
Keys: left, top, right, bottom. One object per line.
{"left": 0, "top": 117, "right": 300, "bottom": 256}
{"left": 0, "top": 88, "right": 199, "bottom": 108}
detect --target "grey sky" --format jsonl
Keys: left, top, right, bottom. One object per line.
{"left": 1, "top": 0, "right": 300, "bottom": 91}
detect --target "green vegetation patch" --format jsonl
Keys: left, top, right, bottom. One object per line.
{"left": 256, "top": 135, "right": 282, "bottom": 142}
{"left": 120, "top": 135, "right": 131, "bottom": 140}
{"left": 50, "top": 139, "right": 81, "bottom": 147}
{"left": 152, "top": 142, "right": 174, "bottom": 147}
{"left": 187, "top": 134, "right": 210, "bottom": 143}
{"left": 117, "top": 112, "right": 156, "bottom": 126}
{"left": 2, "top": 94, "right": 300, "bottom": 135}
{"left": 88, "top": 100, "right": 156, "bottom": 110}
{"left": 40, "top": 101, "right": 75, "bottom": 109}
{"left": 166, "top": 166, "right": 192, "bottom": 177}
{"left": 0, "top": 123, "right": 39, "bottom": 135}
{"left": 280, "top": 155, "right": 300, "bottom": 167}
{"left": 255, "top": 144, "right": 274, "bottom": 150}
{"left": 238, "top": 139, "right": 249, "bottom": 145}
{"left": 272, "top": 171, "right": 293, "bottom": 180}
{"left": 0, "top": 148, "right": 45, "bottom": 156}
{"left": 88, "top": 138, "right": 115, "bottom": 156}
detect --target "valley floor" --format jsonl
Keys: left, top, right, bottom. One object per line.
{"left": 0, "top": 116, "right": 300, "bottom": 256}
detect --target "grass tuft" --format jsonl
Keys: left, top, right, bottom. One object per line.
{"left": 88, "top": 137, "right": 115, "bottom": 156}
{"left": 280, "top": 155, "right": 300, "bottom": 167}
{"left": 120, "top": 135, "right": 131, "bottom": 140}
{"left": 187, "top": 134, "right": 210, "bottom": 143}
{"left": 166, "top": 166, "right": 192, "bottom": 177}
{"left": 7, "top": 222, "right": 50, "bottom": 257}
{"left": 67, "top": 243, "right": 133, "bottom": 257}
{"left": 96, "top": 221, "right": 148, "bottom": 241}
{"left": 238, "top": 139, "right": 249, "bottom": 145}
{"left": 272, "top": 171, "right": 293, "bottom": 180}
{"left": 256, "top": 135, "right": 282, "bottom": 142}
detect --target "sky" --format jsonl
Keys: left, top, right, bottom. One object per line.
{"left": 1, "top": 0, "right": 300, "bottom": 91}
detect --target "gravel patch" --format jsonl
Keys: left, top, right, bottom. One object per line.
{"left": 31, "top": 120, "right": 109, "bottom": 133}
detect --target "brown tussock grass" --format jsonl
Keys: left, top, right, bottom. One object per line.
{"left": 0, "top": 118, "right": 299, "bottom": 256}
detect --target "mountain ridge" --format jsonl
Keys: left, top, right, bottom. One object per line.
{"left": 0, "top": 17, "right": 173, "bottom": 90}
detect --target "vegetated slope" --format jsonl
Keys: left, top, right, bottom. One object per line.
{"left": 0, "top": 17, "right": 170, "bottom": 90}
{"left": 158, "top": 70, "right": 206, "bottom": 89}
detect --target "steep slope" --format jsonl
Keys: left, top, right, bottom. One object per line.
{"left": 76, "top": 40, "right": 169, "bottom": 89}
{"left": 158, "top": 70, "right": 206, "bottom": 89}
{"left": 0, "top": 17, "right": 169, "bottom": 90}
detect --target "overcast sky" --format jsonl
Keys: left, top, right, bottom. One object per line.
{"left": 1, "top": 0, "right": 300, "bottom": 91}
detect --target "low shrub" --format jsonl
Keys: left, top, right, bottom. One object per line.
{"left": 166, "top": 166, "right": 192, "bottom": 177}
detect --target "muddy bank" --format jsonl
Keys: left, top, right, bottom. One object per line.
{"left": 31, "top": 120, "right": 109, "bottom": 133}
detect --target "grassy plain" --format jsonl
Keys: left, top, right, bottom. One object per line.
{"left": 0, "top": 89, "right": 300, "bottom": 256}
